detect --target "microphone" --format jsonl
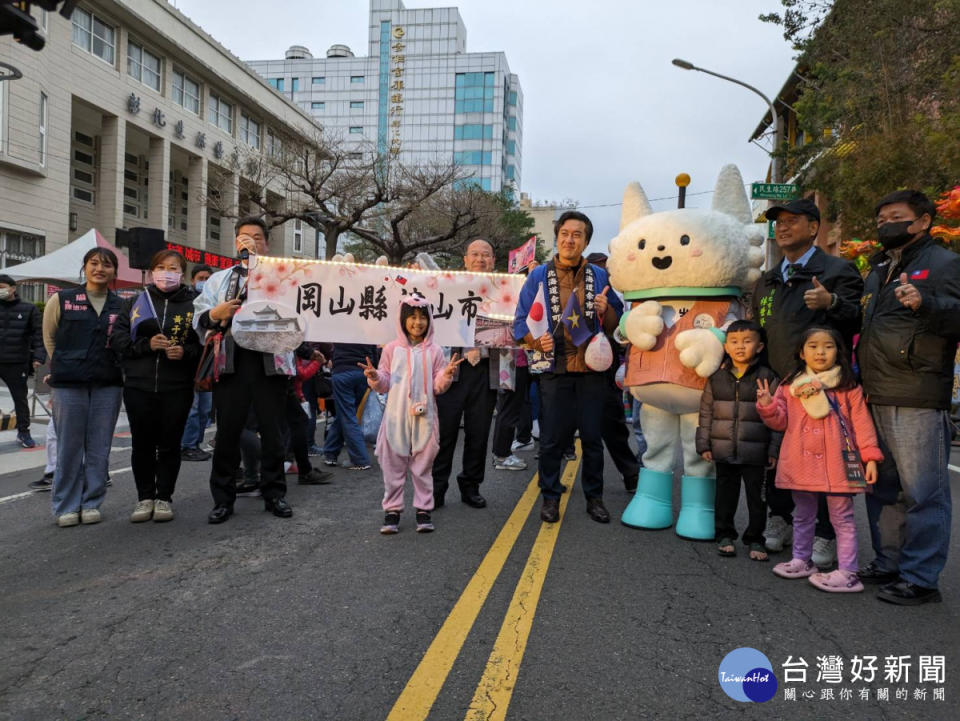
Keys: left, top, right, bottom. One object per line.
{"left": 240, "top": 248, "right": 249, "bottom": 261}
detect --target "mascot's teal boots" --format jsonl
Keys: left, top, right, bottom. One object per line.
{"left": 675, "top": 475, "right": 716, "bottom": 540}
{"left": 621, "top": 468, "right": 674, "bottom": 529}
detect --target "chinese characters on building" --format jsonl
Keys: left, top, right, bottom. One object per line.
{"left": 389, "top": 26, "right": 405, "bottom": 156}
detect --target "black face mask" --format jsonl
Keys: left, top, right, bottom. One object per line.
{"left": 877, "top": 220, "right": 917, "bottom": 250}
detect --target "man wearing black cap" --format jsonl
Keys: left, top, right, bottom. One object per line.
{"left": 750, "top": 197, "right": 864, "bottom": 562}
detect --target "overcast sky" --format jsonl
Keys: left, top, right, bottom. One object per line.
{"left": 172, "top": 0, "right": 797, "bottom": 254}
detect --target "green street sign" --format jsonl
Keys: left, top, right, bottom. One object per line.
{"left": 751, "top": 182, "right": 798, "bottom": 200}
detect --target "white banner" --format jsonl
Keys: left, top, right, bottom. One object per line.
{"left": 246, "top": 257, "right": 525, "bottom": 347}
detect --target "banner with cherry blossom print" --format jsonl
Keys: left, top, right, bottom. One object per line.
{"left": 246, "top": 257, "right": 525, "bottom": 347}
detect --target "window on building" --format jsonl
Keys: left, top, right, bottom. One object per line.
{"left": 290, "top": 78, "right": 299, "bottom": 93}
{"left": 294, "top": 219, "right": 303, "bottom": 253}
{"left": 507, "top": 91, "right": 518, "bottom": 107}
{"left": 0, "top": 230, "right": 46, "bottom": 301}
{"left": 350, "top": 75, "right": 364, "bottom": 83}
{"left": 172, "top": 70, "right": 200, "bottom": 114}
{"left": 311, "top": 102, "right": 325, "bottom": 110}
{"left": 453, "top": 150, "right": 492, "bottom": 165}
{"left": 208, "top": 93, "right": 233, "bottom": 133}
{"left": 127, "top": 41, "right": 161, "bottom": 91}
{"left": 505, "top": 165, "right": 515, "bottom": 180}
{"left": 350, "top": 101, "right": 364, "bottom": 110}
{"left": 71, "top": 7, "right": 114, "bottom": 65}
{"left": 453, "top": 177, "right": 492, "bottom": 192}
{"left": 507, "top": 116, "right": 517, "bottom": 131}
{"left": 240, "top": 113, "right": 260, "bottom": 149}
{"left": 454, "top": 124, "right": 493, "bottom": 140}
{"left": 269, "top": 78, "right": 285, "bottom": 92}
{"left": 312, "top": 76, "right": 325, "bottom": 85}
{"left": 506, "top": 139, "right": 516, "bottom": 155}
{"left": 347, "top": 152, "right": 363, "bottom": 160}
{"left": 266, "top": 131, "right": 279, "bottom": 158}
{"left": 349, "top": 126, "right": 363, "bottom": 134}
{"left": 455, "top": 72, "right": 495, "bottom": 113}
{"left": 38, "top": 92, "right": 47, "bottom": 167}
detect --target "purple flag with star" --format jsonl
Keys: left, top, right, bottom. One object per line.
{"left": 560, "top": 292, "right": 592, "bottom": 347}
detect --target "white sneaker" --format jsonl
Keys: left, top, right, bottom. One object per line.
{"left": 511, "top": 439, "right": 535, "bottom": 453}
{"left": 130, "top": 500, "right": 154, "bottom": 523}
{"left": 80, "top": 508, "right": 102, "bottom": 525}
{"left": 494, "top": 454, "right": 527, "bottom": 471}
{"left": 812, "top": 536, "right": 837, "bottom": 567}
{"left": 764, "top": 516, "right": 792, "bottom": 553}
{"left": 152, "top": 500, "right": 174, "bottom": 522}
{"left": 57, "top": 512, "right": 80, "bottom": 528}
{"left": 531, "top": 420, "right": 540, "bottom": 440}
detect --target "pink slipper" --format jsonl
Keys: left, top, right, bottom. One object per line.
{"left": 809, "top": 569, "right": 864, "bottom": 593}
{"left": 772, "top": 558, "right": 817, "bottom": 579}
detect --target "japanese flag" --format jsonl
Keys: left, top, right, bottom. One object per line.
{"left": 526, "top": 282, "right": 550, "bottom": 338}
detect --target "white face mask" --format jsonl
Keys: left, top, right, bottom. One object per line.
{"left": 153, "top": 271, "right": 182, "bottom": 291}
{"left": 0, "top": 288, "right": 10, "bottom": 300}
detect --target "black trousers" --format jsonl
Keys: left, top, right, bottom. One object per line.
{"left": 123, "top": 386, "right": 194, "bottom": 501}
{"left": 765, "top": 467, "right": 837, "bottom": 539}
{"left": 284, "top": 392, "right": 313, "bottom": 475}
{"left": 433, "top": 359, "right": 497, "bottom": 499}
{"left": 210, "top": 348, "right": 288, "bottom": 506}
{"left": 491, "top": 365, "right": 532, "bottom": 458}
{"left": 539, "top": 372, "right": 606, "bottom": 499}
{"left": 601, "top": 370, "right": 639, "bottom": 482}
{"left": 0, "top": 362, "right": 30, "bottom": 432}
{"left": 716, "top": 462, "right": 767, "bottom": 543}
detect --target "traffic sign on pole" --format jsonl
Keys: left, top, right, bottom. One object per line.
{"left": 751, "top": 183, "right": 798, "bottom": 200}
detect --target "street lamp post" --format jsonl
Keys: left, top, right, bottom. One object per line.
{"left": 671, "top": 58, "right": 781, "bottom": 183}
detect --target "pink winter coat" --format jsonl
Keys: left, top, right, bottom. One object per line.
{"left": 757, "top": 384, "right": 883, "bottom": 494}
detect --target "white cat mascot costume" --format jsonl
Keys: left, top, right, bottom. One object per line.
{"left": 607, "top": 165, "right": 764, "bottom": 539}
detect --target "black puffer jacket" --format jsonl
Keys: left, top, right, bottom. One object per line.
{"left": 751, "top": 247, "right": 863, "bottom": 377}
{"left": 857, "top": 235, "right": 960, "bottom": 409}
{"left": 110, "top": 284, "right": 202, "bottom": 393}
{"left": 696, "top": 360, "right": 782, "bottom": 466}
{"left": 0, "top": 296, "right": 45, "bottom": 366}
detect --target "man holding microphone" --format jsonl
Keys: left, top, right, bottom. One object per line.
{"left": 193, "top": 217, "right": 296, "bottom": 524}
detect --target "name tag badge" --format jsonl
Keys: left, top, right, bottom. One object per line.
{"left": 842, "top": 450, "right": 866, "bottom": 488}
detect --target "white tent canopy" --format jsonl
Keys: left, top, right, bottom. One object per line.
{"left": 4, "top": 229, "right": 141, "bottom": 286}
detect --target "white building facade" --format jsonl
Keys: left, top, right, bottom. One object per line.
{"left": 0, "top": 0, "right": 324, "bottom": 296}
{"left": 246, "top": 0, "right": 523, "bottom": 194}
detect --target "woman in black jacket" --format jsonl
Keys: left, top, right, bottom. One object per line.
{"left": 111, "top": 250, "right": 201, "bottom": 523}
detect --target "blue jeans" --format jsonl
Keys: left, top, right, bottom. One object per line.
{"left": 322, "top": 369, "right": 370, "bottom": 466}
{"left": 51, "top": 385, "right": 122, "bottom": 516}
{"left": 868, "top": 405, "right": 953, "bottom": 588}
{"left": 180, "top": 391, "right": 212, "bottom": 449}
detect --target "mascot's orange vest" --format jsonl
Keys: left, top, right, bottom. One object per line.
{"left": 625, "top": 299, "right": 733, "bottom": 391}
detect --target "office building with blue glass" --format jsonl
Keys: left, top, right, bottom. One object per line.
{"left": 246, "top": 0, "right": 522, "bottom": 193}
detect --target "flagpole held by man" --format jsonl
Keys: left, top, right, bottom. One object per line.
{"left": 513, "top": 211, "right": 623, "bottom": 523}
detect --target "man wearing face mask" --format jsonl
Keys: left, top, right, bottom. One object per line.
{"left": 750, "top": 198, "right": 864, "bottom": 563}
{"left": 856, "top": 189, "right": 960, "bottom": 605}
{"left": 0, "top": 274, "right": 45, "bottom": 448}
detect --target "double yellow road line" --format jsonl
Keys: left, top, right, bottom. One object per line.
{"left": 386, "top": 444, "right": 582, "bottom": 721}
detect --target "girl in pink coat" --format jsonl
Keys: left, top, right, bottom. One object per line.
{"left": 359, "top": 294, "right": 462, "bottom": 534}
{"left": 757, "top": 326, "right": 883, "bottom": 593}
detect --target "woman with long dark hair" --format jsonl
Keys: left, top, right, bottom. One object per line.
{"left": 111, "top": 250, "right": 202, "bottom": 523}
{"left": 42, "top": 247, "right": 124, "bottom": 527}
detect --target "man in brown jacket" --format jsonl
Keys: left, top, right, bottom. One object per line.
{"left": 513, "top": 212, "right": 623, "bottom": 523}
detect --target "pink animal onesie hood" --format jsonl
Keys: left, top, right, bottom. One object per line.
{"left": 370, "top": 294, "right": 452, "bottom": 457}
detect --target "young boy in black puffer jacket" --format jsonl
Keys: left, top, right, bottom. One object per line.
{"left": 696, "top": 320, "right": 781, "bottom": 560}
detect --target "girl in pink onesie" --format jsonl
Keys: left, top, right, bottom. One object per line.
{"left": 360, "top": 294, "right": 462, "bottom": 534}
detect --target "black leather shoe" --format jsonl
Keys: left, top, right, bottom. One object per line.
{"left": 461, "top": 493, "right": 487, "bottom": 509}
{"left": 208, "top": 505, "right": 233, "bottom": 524}
{"left": 264, "top": 497, "right": 293, "bottom": 518}
{"left": 858, "top": 562, "right": 899, "bottom": 585}
{"left": 586, "top": 497, "right": 611, "bottom": 523}
{"left": 877, "top": 579, "right": 942, "bottom": 605}
{"left": 540, "top": 497, "right": 559, "bottom": 523}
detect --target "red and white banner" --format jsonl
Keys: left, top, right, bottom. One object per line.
{"left": 246, "top": 257, "right": 525, "bottom": 347}
{"left": 507, "top": 236, "right": 537, "bottom": 274}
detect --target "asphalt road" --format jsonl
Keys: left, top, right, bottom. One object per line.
{"left": 1, "top": 431, "right": 958, "bottom": 721}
